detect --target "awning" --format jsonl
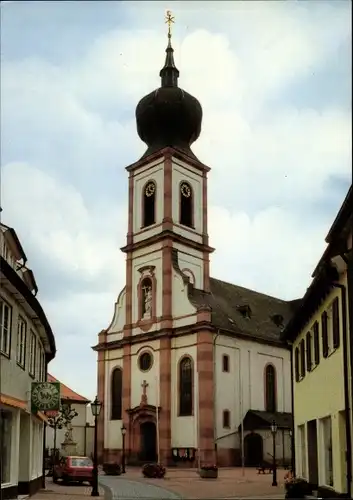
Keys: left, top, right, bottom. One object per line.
{"left": 0, "top": 394, "right": 49, "bottom": 423}
{"left": 239, "top": 410, "right": 292, "bottom": 432}
{"left": 0, "top": 393, "right": 28, "bottom": 411}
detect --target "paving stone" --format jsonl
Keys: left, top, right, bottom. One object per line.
{"left": 98, "top": 467, "right": 287, "bottom": 500}
{"left": 99, "top": 476, "right": 181, "bottom": 500}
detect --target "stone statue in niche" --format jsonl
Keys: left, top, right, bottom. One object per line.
{"left": 142, "top": 282, "right": 152, "bottom": 319}
{"left": 63, "top": 422, "right": 74, "bottom": 444}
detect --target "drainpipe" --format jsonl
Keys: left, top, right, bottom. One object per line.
{"left": 213, "top": 330, "right": 220, "bottom": 465}
{"left": 84, "top": 422, "right": 88, "bottom": 456}
{"left": 42, "top": 421, "right": 47, "bottom": 488}
{"left": 331, "top": 280, "right": 351, "bottom": 498}
{"left": 288, "top": 340, "right": 296, "bottom": 476}
{"left": 341, "top": 250, "right": 353, "bottom": 496}
{"left": 42, "top": 357, "right": 48, "bottom": 488}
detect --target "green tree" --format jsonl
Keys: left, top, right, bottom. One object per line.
{"left": 47, "top": 403, "right": 78, "bottom": 472}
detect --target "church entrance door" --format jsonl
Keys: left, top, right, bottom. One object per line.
{"left": 244, "top": 433, "right": 263, "bottom": 466}
{"left": 140, "top": 421, "right": 157, "bottom": 462}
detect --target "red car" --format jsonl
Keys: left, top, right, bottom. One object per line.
{"left": 53, "top": 456, "right": 94, "bottom": 485}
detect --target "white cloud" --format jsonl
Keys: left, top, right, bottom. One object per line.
{"left": 2, "top": 162, "right": 126, "bottom": 282}
{"left": 1, "top": 1, "right": 351, "bottom": 398}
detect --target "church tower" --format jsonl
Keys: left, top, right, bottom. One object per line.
{"left": 122, "top": 16, "right": 213, "bottom": 336}
{"left": 96, "top": 12, "right": 216, "bottom": 467}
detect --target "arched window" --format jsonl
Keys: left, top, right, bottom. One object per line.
{"left": 111, "top": 368, "right": 122, "bottom": 420}
{"left": 179, "top": 182, "right": 193, "bottom": 228}
{"left": 222, "top": 354, "right": 230, "bottom": 372}
{"left": 143, "top": 181, "right": 156, "bottom": 228}
{"left": 179, "top": 356, "right": 193, "bottom": 416}
{"left": 223, "top": 410, "right": 230, "bottom": 428}
{"left": 265, "top": 364, "right": 276, "bottom": 413}
{"left": 141, "top": 277, "right": 153, "bottom": 319}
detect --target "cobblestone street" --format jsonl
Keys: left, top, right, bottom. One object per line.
{"left": 99, "top": 475, "right": 181, "bottom": 500}
{"left": 29, "top": 468, "right": 286, "bottom": 500}
{"left": 100, "top": 467, "right": 286, "bottom": 500}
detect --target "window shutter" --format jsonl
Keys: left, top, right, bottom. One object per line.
{"left": 295, "top": 347, "right": 300, "bottom": 382}
{"left": 313, "top": 321, "right": 320, "bottom": 365}
{"left": 322, "top": 311, "right": 329, "bottom": 358}
{"left": 300, "top": 339, "right": 306, "bottom": 377}
{"left": 332, "top": 297, "right": 340, "bottom": 349}
{"left": 306, "top": 332, "right": 312, "bottom": 371}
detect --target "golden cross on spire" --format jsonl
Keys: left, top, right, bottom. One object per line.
{"left": 165, "top": 10, "right": 175, "bottom": 39}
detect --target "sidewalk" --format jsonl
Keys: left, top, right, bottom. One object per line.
{"left": 29, "top": 478, "right": 105, "bottom": 500}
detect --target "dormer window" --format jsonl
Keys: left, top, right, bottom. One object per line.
{"left": 179, "top": 181, "right": 193, "bottom": 228}
{"left": 142, "top": 181, "right": 156, "bottom": 228}
{"left": 237, "top": 304, "right": 252, "bottom": 319}
{"left": 271, "top": 314, "right": 284, "bottom": 328}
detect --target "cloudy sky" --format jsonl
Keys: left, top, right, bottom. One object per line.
{"left": 1, "top": 0, "right": 351, "bottom": 400}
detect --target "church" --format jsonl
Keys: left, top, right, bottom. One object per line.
{"left": 93, "top": 19, "right": 297, "bottom": 468}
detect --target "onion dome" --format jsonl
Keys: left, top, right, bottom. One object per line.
{"left": 135, "top": 14, "right": 202, "bottom": 160}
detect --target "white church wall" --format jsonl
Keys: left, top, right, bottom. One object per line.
{"left": 130, "top": 341, "right": 160, "bottom": 409}
{"left": 170, "top": 335, "right": 198, "bottom": 447}
{"left": 215, "top": 335, "right": 291, "bottom": 449}
{"left": 106, "top": 287, "right": 126, "bottom": 339}
{"left": 173, "top": 243, "right": 204, "bottom": 290}
{"left": 251, "top": 346, "right": 291, "bottom": 413}
{"left": 132, "top": 159, "right": 164, "bottom": 239}
{"left": 172, "top": 272, "right": 197, "bottom": 322}
{"left": 215, "top": 339, "right": 241, "bottom": 448}
{"left": 104, "top": 352, "right": 123, "bottom": 450}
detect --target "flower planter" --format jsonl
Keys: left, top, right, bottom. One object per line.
{"left": 199, "top": 469, "right": 218, "bottom": 479}
{"left": 285, "top": 479, "right": 308, "bottom": 498}
{"left": 142, "top": 463, "right": 166, "bottom": 478}
{"left": 103, "top": 463, "right": 122, "bottom": 476}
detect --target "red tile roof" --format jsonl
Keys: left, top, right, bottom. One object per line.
{"left": 48, "top": 374, "right": 90, "bottom": 403}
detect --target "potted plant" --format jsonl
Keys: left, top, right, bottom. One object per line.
{"left": 198, "top": 464, "right": 218, "bottom": 479}
{"left": 103, "top": 463, "right": 122, "bottom": 476}
{"left": 285, "top": 476, "right": 309, "bottom": 498}
{"left": 142, "top": 463, "right": 166, "bottom": 478}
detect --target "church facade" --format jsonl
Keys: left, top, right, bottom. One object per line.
{"left": 93, "top": 29, "right": 296, "bottom": 467}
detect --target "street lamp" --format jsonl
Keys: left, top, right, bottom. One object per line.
{"left": 91, "top": 397, "right": 102, "bottom": 497}
{"left": 271, "top": 420, "right": 278, "bottom": 487}
{"left": 121, "top": 424, "right": 126, "bottom": 474}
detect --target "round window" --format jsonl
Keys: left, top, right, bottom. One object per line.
{"left": 138, "top": 352, "right": 153, "bottom": 372}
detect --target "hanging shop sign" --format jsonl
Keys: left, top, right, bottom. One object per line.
{"left": 31, "top": 382, "right": 61, "bottom": 413}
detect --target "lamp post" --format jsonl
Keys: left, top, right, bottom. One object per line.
{"left": 271, "top": 420, "right": 278, "bottom": 487}
{"left": 90, "top": 396, "right": 102, "bottom": 497}
{"left": 121, "top": 424, "right": 126, "bottom": 474}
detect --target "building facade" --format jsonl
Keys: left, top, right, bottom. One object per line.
{"left": 45, "top": 374, "right": 94, "bottom": 458}
{"left": 93, "top": 34, "right": 296, "bottom": 467}
{"left": 283, "top": 186, "right": 353, "bottom": 497}
{"left": 0, "top": 223, "right": 56, "bottom": 499}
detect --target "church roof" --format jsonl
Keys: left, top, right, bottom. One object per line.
{"left": 241, "top": 410, "right": 292, "bottom": 431}
{"left": 191, "top": 277, "right": 297, "bottom": 344}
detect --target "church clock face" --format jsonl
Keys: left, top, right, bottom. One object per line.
{"left": 145, "top": 182, "right": 155, "bottom": 197}
{"left": 31, "top": 382, "right": 60, "bottom": 411}
{"left": 180, "top": 183, "right": 191, "bottom": 197}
